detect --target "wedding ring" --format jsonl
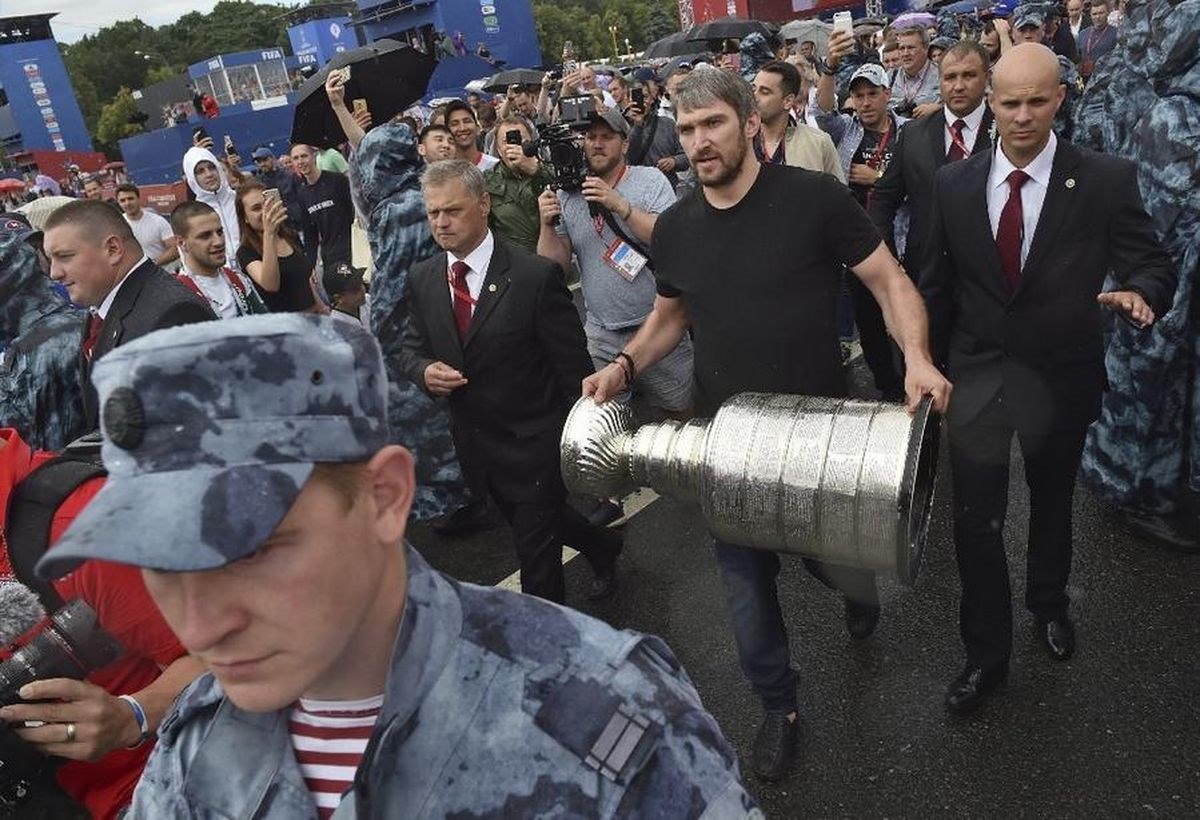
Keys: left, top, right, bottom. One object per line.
{"left": 64, "top": 722, "right": 76, "bottom": 742}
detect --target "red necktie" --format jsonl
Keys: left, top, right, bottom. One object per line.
{"left": 947, "top": 119, "right": 968, "bottom": 162}
{"left": 996, "top": 169, "right": 1030, "bottom": 292}
{"left": 82, "top": 313, "right": 103, "bottom": 361}
{"left": 450, "top": 260, "right": 473, "bottom": 341}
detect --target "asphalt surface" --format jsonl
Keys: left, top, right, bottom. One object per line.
{"left": 408, "top": 354, "right": 1200, "bottom": 819}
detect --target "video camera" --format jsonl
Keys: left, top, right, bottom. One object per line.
{"left": 0, "top": 600, "right": 123, "bottom": 816}
{"left": 520, "top": 95, "right": 598, "bottom": 194}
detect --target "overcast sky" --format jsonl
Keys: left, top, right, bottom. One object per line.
{"left": 8, "top": 0, "right": 226, "bottom": 44}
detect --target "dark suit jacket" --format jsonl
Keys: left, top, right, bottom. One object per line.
{"left": 81, "top": 259, "right": 215, "bottom": 427}
{"left": 869, "top": 107, "right": 993, "bottom": 274}
{"left": 920, "top": 139, "right": 1176, "bottom": 435}
{"left": 399, "top": 238, "right": 594, "bottom": 502}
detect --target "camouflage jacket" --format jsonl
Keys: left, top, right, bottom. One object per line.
{"left": 349, "top": 123, "right": 468, "bottom": 519}
{"left": 0, "top": 235, "right": 88, "bottom": 450}
{"left": 1074, "top": 0, "right": 1200, "bottom": 513}
{"left": 131, "top": 546, "right": 759, "bottom": 819}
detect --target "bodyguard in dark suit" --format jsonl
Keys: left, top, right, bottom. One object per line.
{"left": 42, "top": 200, "right": 215, "bottom": 429}
{"left": 870, "top": 40, "right": 994, "bottom": 276}
{"left": 920, "top": 45, "right": 1176, "bottom": 715}
{"left": 400, "top": 159, "right": 620, "bottom": 605}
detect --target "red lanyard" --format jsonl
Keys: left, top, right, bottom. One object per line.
{"left": 592, "top": 166, "right": 628, "bottom": 238}
{"left": 447, "top": 265, "right": 478, "bottom": 307}
{"left": 866, "top": 123, "right": 893, "bottom": 169}
{"left": 948, "top": 122, "right": 970, "bottom": 157}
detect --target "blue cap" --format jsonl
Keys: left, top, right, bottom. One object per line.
{"left": 632, "top": 67, "right": 659, "bottom": 84}
{"left": 38, "top": 314, "right": 389, "bottom": 578}
{"left": 251, "top": 146, "right": 274, "bottom": 160}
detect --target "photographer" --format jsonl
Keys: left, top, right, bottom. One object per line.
{"left": 536, "top": 106, "right": 694, "bottom": 443}
{"left": 625, "top": 68, "right": 689, "bottom": 189}
{"left": 0, "top": 427, "right": 204, "bottom": 819}
{"left": 485, "top": 115, "right": 553, "bottom": 251}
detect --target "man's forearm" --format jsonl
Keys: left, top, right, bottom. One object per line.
{"left": 153, "top": 246, "right": 179, "bottom": 266}
{"left": 621, "top": 296, "right": 690, "bottom": 374}
{"left": 134, "top": 655, "right": 206, "bottom": 733}
{"left": 331, "top": 101, "right": 366, "bottom": 150}
{"left": 816, "top": 73, "right": 837, "bottom": 117}
{"left": 537, "top": 228, "right": 572, "bottom": 269}
{"left": 623, "top": 205, "right": 658, "bottom": 246}
{"left": 879, "top": 271, "right": 932, "bottom": 362}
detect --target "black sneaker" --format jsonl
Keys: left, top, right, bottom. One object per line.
{"left": 431, "top": 500, "right": 489, "bottom": 537}
{"left": 751, "top": 710, "right": 798, "bottom": 782}
{"left": 586, "top": 499, "right": 624, "bottom": 528}
{"left": 844, "top": 597, "right": 881, "bottom": 640}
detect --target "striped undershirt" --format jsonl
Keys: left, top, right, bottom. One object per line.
{"left": 288, "top": 694, "right": 383, "bottom": 818}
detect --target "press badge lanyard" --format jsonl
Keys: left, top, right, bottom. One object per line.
{"left": 591, "top": 166, "right": 629, "bottom": 239}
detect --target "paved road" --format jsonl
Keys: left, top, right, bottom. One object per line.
{"left": 408, "top": 352, "right": 1200, "bottom": 818}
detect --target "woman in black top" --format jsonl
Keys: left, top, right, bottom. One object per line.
{"left": 235, "top": 180, "right": 317, "bottom": 312}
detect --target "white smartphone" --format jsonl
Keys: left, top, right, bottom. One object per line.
{"left": 833, "top": 11, "right": 854, "bottom": 37}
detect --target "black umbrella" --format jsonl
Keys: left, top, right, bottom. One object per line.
{"left": 642, "top": 31, "right": 708, "bottom": 59}
{"left": 481, "top": 68, "right": 546, "bottom": 93}
{"left": 686, "top": 18, "right": 777, "bottom": 42}
{"left": 291, "top": 39, "right": 436, "bottom": 149}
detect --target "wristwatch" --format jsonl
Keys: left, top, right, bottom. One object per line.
{"left": 816, "top": 58, "right": 837, "bottom": 77}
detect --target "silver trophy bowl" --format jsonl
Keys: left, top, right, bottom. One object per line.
{"left": 561, "top": 393, "right": 940, "bottom": 585}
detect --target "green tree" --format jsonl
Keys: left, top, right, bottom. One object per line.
{"left": 95, "top": 87, "right": 143, "bottom": 153}
{"left": 642, "top": 2, "right": 681, "bottom": 43}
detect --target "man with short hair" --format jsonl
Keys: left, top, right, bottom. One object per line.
{"left": 170, "top": 201, "right": 266, "bottom": 319}
{"left": 584, "top": 67, "right": 949, "bottom": 781}
{"left": 403, "top": 159, "right": 623, "bottom": 603}
{"left": 251, "top": 147, "right": 304, "bottom": 231}
{"left": 625, "top": 67, "right": 689, "bottom": 188}
{"left": 484, "top": 116, "right": 553, "bottom": 251}
{"left": 417, "top": 124, "right": 455, "bottom": 163}
{"left": 42, "top": 200, "right": 214, "bottom": 428}
{"left": 1079, "top": 0, "right": 1118, "bottom": 81}
{"left": 536, "top": 108, "right": 694, "bottom": 421}
{"left": 35, "top": 313, "right": 754, "bottom": 819}
{"left": 889, "top": 27, "right": 941, "bottom": 117}
{"left": 289, "top": 142, "right": 355, "bottom": 273}
{"left": 82, "top": 177, "right": 104, "bottom": 202}
{"left": 752, "top": 61, "right": 843, "bottom": 180}
{"left": 816, "top": 33, "right": 911, "bottom": 403}
{"left": 116, "top": 183, "right": 178, "bottom": 269}
{"left": 445, "top": 100, "right": 499, "bottom": 171}
{"left": 870, "top": 40, "right": 994, "bottom": 275}
{"left": 921, "top": 44, "right": 1177, "bottom": 715}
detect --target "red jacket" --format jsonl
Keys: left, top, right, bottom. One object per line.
{"left": 0, "top": 428, "right": 188, "bottom": 820}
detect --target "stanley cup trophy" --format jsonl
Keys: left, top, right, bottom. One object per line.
{"left": 561, "top": 393, "right": 941, "bottom": 585}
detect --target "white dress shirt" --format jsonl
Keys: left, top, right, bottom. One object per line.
{"left": 96, "top": 255, "right": 149, "bottom": 319}
{"left": 944, "top": 100, "right": 987, "bottom": 156}
{"left": 987, "top": 133, "right": 1057, "bottom": 270}
{"left": 446, "top": 230, "right": 495, "bottom": 316}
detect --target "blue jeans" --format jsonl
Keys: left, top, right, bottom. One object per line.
{"left": 714, "top": 540, "right": 878, "bottom": 713}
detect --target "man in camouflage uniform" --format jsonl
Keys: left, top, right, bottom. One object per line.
{"left": 37, "top": 314, "right": 758, "bottom": 819}
{"left": 0, "top": 219, "right": 88, "bottom": 450}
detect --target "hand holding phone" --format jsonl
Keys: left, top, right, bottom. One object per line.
{"left": 833, "top": 11, "right": 854, "bottom": 37}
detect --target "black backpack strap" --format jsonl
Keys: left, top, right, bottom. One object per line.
{"left": 5, "top": 457, "right": 106, "bottom": 611}
{"left": 600, "top": 207, "right": 654, "bottom": 273}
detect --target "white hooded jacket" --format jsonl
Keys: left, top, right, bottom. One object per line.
{"left": 182, "top": 146, "right": 241, "bottom": 269}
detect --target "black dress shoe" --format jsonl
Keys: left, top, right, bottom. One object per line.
{"left": 586, "top": 499, "right": 625, "bottom": 528}
{"left": 844, "top": 597, "right": 881, "bottom": 640}
{"left": 1037, "top": 617, "right": 1075, "bottom": 661}
{"left": 431, "top": 501, "right": 490, "bottom": 537}
{"left": 751, "top": 710, "right": 798, "bottom": 782}
{"left": 944, "top": 663, "right": 1008, "bottom": 716}
{"left": 587, "top": 558, "right": 618, "bottom": 601}
{"left": 1120, "top": 509, "right": 1199, "bottom": 553}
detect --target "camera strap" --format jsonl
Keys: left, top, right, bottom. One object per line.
{"left": 4, "top": 457, "right": 106, "bottom": 612}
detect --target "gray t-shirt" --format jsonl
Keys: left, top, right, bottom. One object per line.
{"left": 556, "top": 165, "right": 676, "bottom": 330}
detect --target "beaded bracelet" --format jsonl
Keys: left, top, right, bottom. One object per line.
{"left": 614, "top": 352, "right": 637, "bottom": 385}
{"left": 117, "top": 694, "right": 151, "bottom": 748}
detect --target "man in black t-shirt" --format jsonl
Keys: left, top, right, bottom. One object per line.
{"left": 584, "top": 67, "right": 950, "bottom": 783}
{"left": 289, "top": 143, "right": 355, "bottom": 273}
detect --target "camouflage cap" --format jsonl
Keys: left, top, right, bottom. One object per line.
{"left": 37, "top": 314, "right": 388, "bottom": 578}
{"left": 1012, "top": 4, "right": 1048, "bottom": 29}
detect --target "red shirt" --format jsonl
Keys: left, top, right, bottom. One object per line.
{"left": 0, "top": 428, "right": 188, "bottom": 820}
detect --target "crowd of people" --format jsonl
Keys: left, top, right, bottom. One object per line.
{"left": 0, "top": 1, "right": 1192, "bottom": 816}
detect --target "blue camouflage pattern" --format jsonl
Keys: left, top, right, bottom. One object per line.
{"left": 37, "top": 314, "right": 390, "bottom": 578}
{"left": 0, "top": 234, "right": 88, "bottom": 450}
{"left": 737, "top": 33, "right": 777, "bottom": 84}
{"left": 349, "top": 122, "right": 468, "bottom": 519}
{"left": 130, "top": 546, "right": 760, "bottom": 819}
{"left": 1074, "top": 0, "right": 1200, "bottom": 514}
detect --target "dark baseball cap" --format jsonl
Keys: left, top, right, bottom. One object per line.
{"left": 251, "top": 146, "right": 274, "bottom": 160}
{"left": 38, "top": 314, "right": 389, "bottom": 578}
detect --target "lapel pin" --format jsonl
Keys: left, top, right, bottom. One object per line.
{"left": 1065, "top": 178, "right": 1076, "bottom": 189}
{"left": 488, "top": 283, "right": 497, "bottom": 292}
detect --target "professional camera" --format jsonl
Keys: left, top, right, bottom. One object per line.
{"left": 893, "top": 101, "right": 917, "bottom": 118}
{"left": 521, "top": 95, "right": 598, "bottom": 193}
{"left": 0, "top": 600, "right": 122, "bottom": 816}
